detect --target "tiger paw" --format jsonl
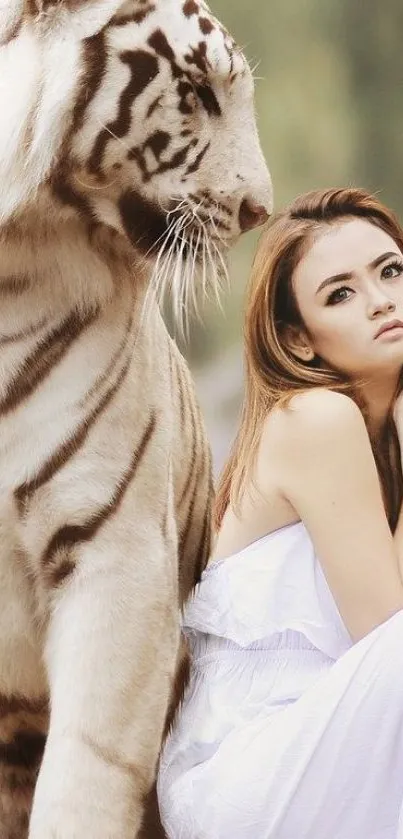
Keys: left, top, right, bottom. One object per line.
{"left": 28, "top": 746, "right": 142, "bottom": 839}
{"left": 28, "top": 804, "right": 140, "bottom": 839}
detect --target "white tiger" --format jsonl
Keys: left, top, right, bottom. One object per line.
{"left": 0, "top": 0, "right": 272, "bottom": 836}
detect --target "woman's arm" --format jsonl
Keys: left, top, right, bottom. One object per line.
{"left": 262, "top": 389, "right": 403, "bottom": 643}
{"left": 393, "top": 509, "right": 403, "bottom": 579}
{"left": 392, "top": 395, "right": 403, "bottom": 576}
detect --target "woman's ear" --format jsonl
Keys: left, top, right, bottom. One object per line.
{"left": 282, "top": 326, "right": 315, "bottom": 362}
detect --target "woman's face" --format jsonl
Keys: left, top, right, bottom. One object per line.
{"left": 291, "top": 218, "right": 403, "bottom": 380}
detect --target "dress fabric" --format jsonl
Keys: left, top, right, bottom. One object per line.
{"left": 157, "top": 520, "right": 403, "bottom": 839}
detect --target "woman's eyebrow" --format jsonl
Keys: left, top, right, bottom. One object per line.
{"left": 315, "top": 251, "right": 401, "bottom": 295}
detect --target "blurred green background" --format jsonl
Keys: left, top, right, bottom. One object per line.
{"left": 179, "top": 0, "right": 403, "bottom": 475}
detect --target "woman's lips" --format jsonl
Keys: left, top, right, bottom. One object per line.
{"left": 374, "top": 319, "right": 403, "bottom": 339}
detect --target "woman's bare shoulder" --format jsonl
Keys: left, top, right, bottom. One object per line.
{"left": 262, "top": 388, "right": 366, "bottom": 448}
{"left": 257, "top": 389, "right": 403, "bottom": 642}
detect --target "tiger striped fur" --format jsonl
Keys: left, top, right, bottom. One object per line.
{"left": 0, "top": 0, "right": 272, "bottom": 836}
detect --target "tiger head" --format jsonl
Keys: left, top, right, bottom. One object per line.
{"left": 1, "top": 0, "right": 272, "bottom": 308}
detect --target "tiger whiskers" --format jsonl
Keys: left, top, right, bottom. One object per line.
{"left": 75, "top": 175, "right": 119, "bottom": 191}
{"left": 148, "top": 197, "right": 228, "bottom": 338}
{"left": 140, "top": 210, "right": 188, "bottom": 331}
{"left": 195, "top": 204, "right": 229, "bottom": 308}
{"left": 208, "top": 209, "right": 230, "bottom": 287}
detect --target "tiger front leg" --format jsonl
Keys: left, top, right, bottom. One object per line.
{"left": 28, "top": 526, "right": 180, "bottom": 839}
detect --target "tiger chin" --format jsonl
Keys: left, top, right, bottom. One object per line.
{"left": 0, "top": 0, "right": 272, "bottom": 837}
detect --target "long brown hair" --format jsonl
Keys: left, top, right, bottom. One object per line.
{"left": 214, "top": 187, "right": 403, "bottom": 532}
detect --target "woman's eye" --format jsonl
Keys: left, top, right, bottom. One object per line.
{"left": 326, "top": 286, "right": 352, "bottom": 306}
{"left": 381, "top": 261, "right": 403, "bottom": 280}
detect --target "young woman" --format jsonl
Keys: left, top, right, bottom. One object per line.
{"left": 157, "top": 188, "right": 403, "bottom": 839}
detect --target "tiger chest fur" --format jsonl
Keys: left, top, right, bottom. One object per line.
{"left": 0, "top": 0, "right": 272, "bottom": 836}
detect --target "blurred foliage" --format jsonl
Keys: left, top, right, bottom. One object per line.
{"left": 168, "top": 0, "right": 403, "bottom": 369}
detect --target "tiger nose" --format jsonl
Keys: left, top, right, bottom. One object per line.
{"left": 239, "top": 198, "right": 270, "bottom": 233}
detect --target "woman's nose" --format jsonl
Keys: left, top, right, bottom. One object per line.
{"left": 368, "top": 293, "right": 396, "bottom": 319}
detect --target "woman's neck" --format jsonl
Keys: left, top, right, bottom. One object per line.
{"left": 355, "top": 373, "right": 400, "bottom": 440}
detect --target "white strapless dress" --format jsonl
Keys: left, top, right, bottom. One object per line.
{"left": 157, "top": 521, "right": 403, "bottom": 839}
